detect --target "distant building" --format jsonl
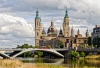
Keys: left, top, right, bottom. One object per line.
{"left": 35, "top": 9, "right": 89, "bottom": 49}
{"left": 91, "top": 25, "right": 100, "bottom": 38}
{"left": 91, "top": 25, "right": 100, "bottom": 47}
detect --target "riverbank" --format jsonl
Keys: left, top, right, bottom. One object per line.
{"left": 85, "top": 55, "right": 100, "bottom": 59}
{"left": 23, "top": 63, "right": 63, "bottom": 68}
{"left": 0, "top": 59, "right": 64, "bottom": 68}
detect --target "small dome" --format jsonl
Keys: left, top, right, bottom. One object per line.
{"left": 42, "top": 28, "right": 46, "bottom": 34}
{"left": 47, "top": 21, "right": 57, "bottom": 34}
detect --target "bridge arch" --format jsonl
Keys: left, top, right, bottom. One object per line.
{"left": 11, "top": 49, "right": 64, "bottom": 58}
{"left": 0, "top": 52, "right": 10, "bottom": 59}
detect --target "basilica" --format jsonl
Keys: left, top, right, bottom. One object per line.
{"left": 35, "top": 9, "right": 89, "bottom": 49}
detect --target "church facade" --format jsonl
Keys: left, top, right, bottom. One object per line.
{"left": 35, "top": 9, "right": 89, "bottom": 49}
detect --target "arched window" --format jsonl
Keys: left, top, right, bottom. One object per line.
{"left": 74, "top": 39, "right": 76, "bottom": 43}
{"left": 67, "top": 32, "right": 68, "bottom": 36}
{"left": 37, "top": 32, "right": 39, "bottom": 36}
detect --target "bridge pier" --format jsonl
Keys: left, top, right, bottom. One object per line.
{"left": 64, "top": 51, "right": 68, "bottom": 59}
{"left": 64, "top": 52, "right": 67, "bottom": 63}
{"left": 63, "top": 51, "right": 69, "bottom": 63}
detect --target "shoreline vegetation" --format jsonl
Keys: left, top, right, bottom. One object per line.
{"left": 0, "top": 55, "right": 100, "bottom": 68}
{"left": 0, "top": 59, "right": 63, "bottom": 68}
{"left": 85, "top": 55, "right": 100, "bottom": 59}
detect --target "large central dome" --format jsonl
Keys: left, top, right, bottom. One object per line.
{"left": 47, "top": 21, "right": 57, "bottom": 37}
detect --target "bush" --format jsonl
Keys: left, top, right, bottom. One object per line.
{"left": 70, "top": 51, "right": 79, "bottom": 58}
{"left": 80, "top": 52, "right": 85, "bottom": 57}
{"left": 37, "top": 51, "right": 43, "bottom": 58}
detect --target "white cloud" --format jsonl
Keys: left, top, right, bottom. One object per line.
{"left": 0, "top": 39, "right": 9, "bottom": 43}
{"left": 0, "top": 14, "right": 34, "bottom": 37}
{"left": 25, "top": 38, "right": 32, "bottom": 42}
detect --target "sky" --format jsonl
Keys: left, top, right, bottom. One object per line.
{"left": 0, "top": 0, "right": 99, "bottom": 48}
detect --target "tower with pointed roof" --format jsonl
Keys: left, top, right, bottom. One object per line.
{"left": 42, "top": 28, "right": 46, "bottom": 36}
{"left": 58, "top": 28, "right": 64, "bottom": 37}
{"left": 75, "top": 29, "right": 82, "bottom": 38}
{"left": 63, "top": 9, "right": 70, "bottom": 37}
{"left": 77, "top": 29, "right": 80, "bottom": 35}
{"left": 35, "top": 10, "right": 42, "bottom": 46}
{"left": 86, "top": 29, "right": 89, "bottom": 37}
{"left": 71, "top": 26, "right": 74, "bottom": 37}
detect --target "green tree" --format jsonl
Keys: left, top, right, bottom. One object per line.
{"left": 18, "top": 51, "right": 32, "bottom": 57}
{"left": 22, "top": 43, "right": 29, "bottom": 48}
{"left": 88, "top": 37, "right": 92, "bottom": 46}
{"left": 58, "top": 40, "right": 64, "bottom": 48}
{"left": 92, "top": 37, "right": 100, "bottom": 48}
{"left": 17, "top": 43, "right": 34, "bottom": 48}
{"left": 16, "top": 43, "right": 34, "bottom": 57}
{"left": 34, "top": 46, "right": 40, "bottom": 48}
{"left": 97, "top": 37, "right": 100, "bottom": 48}
{"left": 80, "top": 52, "right": 85, "bottom": 57}
{"left": 37, "top": 51, "right": 43, "bottom": 58}
{"left": 70, "top": 51, "right": 79, "bottom": 58}
{"left": 93, "top": 37, "right": 97, "bottom": 46}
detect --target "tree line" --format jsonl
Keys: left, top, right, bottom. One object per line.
{"left": 88, "top": 36, "right": 100, "bottom": 48}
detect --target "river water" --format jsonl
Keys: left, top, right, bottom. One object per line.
{"left": 17, "top": 58, "right": 100, "bottom": 68}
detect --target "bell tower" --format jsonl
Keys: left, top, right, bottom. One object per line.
{"left": 86, "top": 29, "right": 89, "bottom": 37}
{"left": 71, "top": 26, "right": 74, "bottom": 37}
{"left": 35, "top": 9, "right": 42, "bottom": 46}
{"left": 63, "top": 9, "right": 70, "bottom": 37}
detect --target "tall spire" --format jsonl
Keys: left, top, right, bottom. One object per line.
{"left": 52, "top": 17, "right": 53, "bottom": 22}
{"left": 71, "top": 26, "right": 74, "bottom": 37}
{"left": 59, "top": 28, "right": 63, "bottom": 34}
{"left": 64, "top": 8, "right": 69, "bottom": 18}
{"left": 86, "top": 28, "right": 89, "bottom": 37}
{"left": 51, "top": 17, "right": 54, "bottom": 26}
{"left": 77, "top": 29, "right": 80, "bottom": 35}
{"left": 42, "top": 28, "right": 46, "bottom": 35}
{"left": 86, "top": 28, "right": 88, "bottom": 32}
{"left": 58, "top": 28, "right": 64, "bottom": 37}
{"left": 35, "top": 9, "right": 40, "bottom": 18}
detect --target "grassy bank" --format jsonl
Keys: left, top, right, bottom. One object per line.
{"left": 0, "top": 59, "right": 64, "bottom": 68}
{"left": 0, "top": 59, "right": 23, "bottom": 68}
{"left": 85, "top": 55, "right": 100, "bottom": 59}
{"left": 23, "top": 63, "right": 63, "bottom": 68}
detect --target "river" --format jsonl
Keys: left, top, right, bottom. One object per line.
{"left": 16, "top": 57, "right": 100, "bottom": 68}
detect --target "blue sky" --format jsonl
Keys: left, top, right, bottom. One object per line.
{"left": 0, "top": 0, "right": 99, "bottom": 48}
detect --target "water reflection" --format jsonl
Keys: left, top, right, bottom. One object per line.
{"left": 63, "top": 58, "right": 100, "bottom": 68}
{"left": 18, "top": 58, "right": 64, "bottom": 64}
{"left": 17, "top": 58, "right": 100, "bottom": 68}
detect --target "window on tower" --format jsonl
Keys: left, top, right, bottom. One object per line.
{"left": 37, "top": 32, "right": 39, "bottom": 36}
{"left": 67, "top": 32, "right": 68, "bottom": 36}
{"left": 37, "top": 22, "right": 38, "bottom": 26}
{"left": 74, "top": 39, "right": 76, "bottom": 43}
